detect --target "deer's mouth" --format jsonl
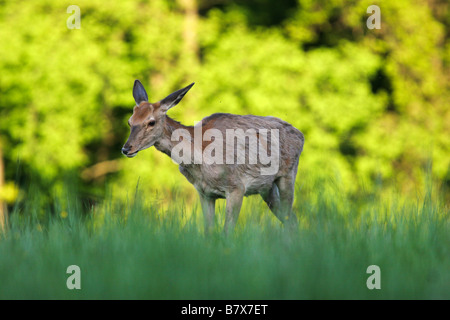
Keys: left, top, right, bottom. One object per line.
{"left": 126, "top": 151, "right": 138, "bottom": 158}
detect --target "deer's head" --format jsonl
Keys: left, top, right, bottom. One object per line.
{"left": 122, "top": 80, "right": 194, "bottom": 158}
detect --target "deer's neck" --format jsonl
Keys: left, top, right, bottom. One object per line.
{"left": 154, "top": 116, "right": 194, "bottom": 158}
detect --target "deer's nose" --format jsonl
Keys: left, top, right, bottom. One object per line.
{"left": 122, "top": 146, "right": 131, "bottom": 155}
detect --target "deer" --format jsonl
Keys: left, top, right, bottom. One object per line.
{"left": 122, "top": 80, "right": 304, "bottom": 235}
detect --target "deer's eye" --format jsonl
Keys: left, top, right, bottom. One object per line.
{"left": 148, "top": 119, "right": 156, "bottom": 127}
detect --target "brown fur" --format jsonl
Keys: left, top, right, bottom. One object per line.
{"left": 131, "top": 102, "right": 154, "bottom": 123}
{"left": 123, "top": 81, "right": 304, "bottom": 235}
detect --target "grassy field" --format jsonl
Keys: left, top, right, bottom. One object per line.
{"left": 0, "top": 180, "right": 448, "bottom": 300}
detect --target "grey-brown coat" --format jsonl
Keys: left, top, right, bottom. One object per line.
{"left": 122, "top": 81, "right": 304, "bottom": 234}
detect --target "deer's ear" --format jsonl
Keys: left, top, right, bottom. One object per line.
{"left": 133, "top": 80, "right": 148, "bottom": 105}
{"left": 159, "top": 82, "right": 194, "bottom": 112}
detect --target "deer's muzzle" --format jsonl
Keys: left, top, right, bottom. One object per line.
{"left": 122, "top": 146, "right": 138, "bottom": 158}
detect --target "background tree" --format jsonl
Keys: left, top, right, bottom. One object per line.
{"left": 0, "top": 0, "right": 448, "bottom": 216}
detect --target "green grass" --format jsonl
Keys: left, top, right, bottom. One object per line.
{"left": 0, "top": 181, "right": 449, "bottom": 299}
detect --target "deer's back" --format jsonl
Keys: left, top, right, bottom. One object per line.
{"left": 202, "top": 113, "right": 304, "bottom": 161}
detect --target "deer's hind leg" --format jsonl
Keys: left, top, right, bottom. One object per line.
{"left": 261, "top": 184, "right": 282, "bottom": 222}
{"left": 275, "top": 176, "right": 298, "bottom": 228}
{"left": 262, "top": 176, "right": 298, "bottom": 231}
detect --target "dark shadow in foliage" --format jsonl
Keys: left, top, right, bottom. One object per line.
{"left": 370, "top": 67, "right": 396, "bottom": 113}
{"left": 198, "top": 0, "right": 298, "bottom": 27}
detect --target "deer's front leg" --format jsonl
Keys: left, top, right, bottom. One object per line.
{"left": 199, "top": 193, "right": 216, "bottom": 235}
{"left": 224, "top": 188, "right": 245, "bottom": 235}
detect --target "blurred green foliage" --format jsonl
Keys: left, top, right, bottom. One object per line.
{"left": 0, "top": 0, "right": 448, "bottom": 205}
